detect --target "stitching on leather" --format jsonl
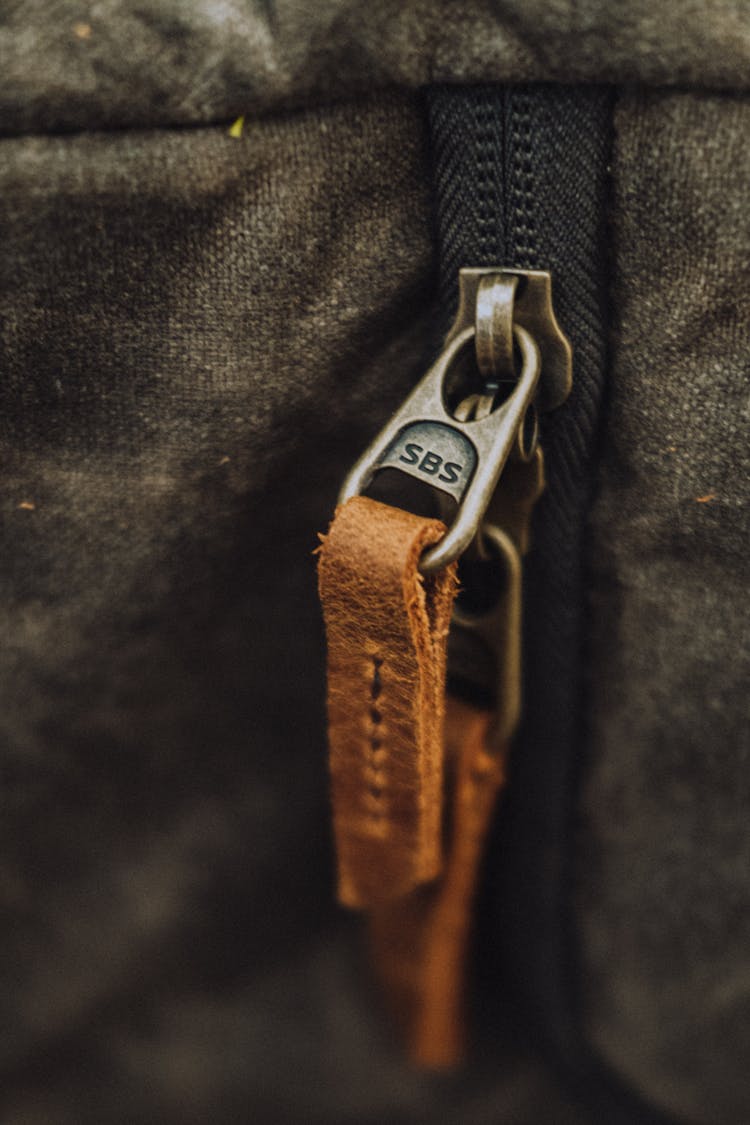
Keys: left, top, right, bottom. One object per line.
{"left": 366, "top": 655, "right": 386, "bottom": 820}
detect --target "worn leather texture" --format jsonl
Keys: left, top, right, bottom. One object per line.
{"left": 319, "top": 497, "right": 506, "bottom": 1067}
{"left": 371, "top": 696, "right": 506, "bottom": 1069}
{"left": 318, "top": 496, "right": 457, "bottom": 908}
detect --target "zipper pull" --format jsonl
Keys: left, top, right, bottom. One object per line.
{"left": 339, "top": 268, "right": 570, "bottom": 574}
{"left": 318, "top": 268, "right": 571, "bottom": 1066}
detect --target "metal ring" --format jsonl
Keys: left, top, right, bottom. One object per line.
{"left": 514, "top": 404, "right": 539, "bottom": 463}
{"left": 419, "top": 323, "right": 541, "bottom": 574}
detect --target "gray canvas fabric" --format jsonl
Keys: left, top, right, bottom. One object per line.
{"left": 579, "top": 89, "right": 750, "bottom": 1125}
{"left": 1, "top": 7, "right": 750, "bottom": 1125}
{"left": 0, "top": 1, "right": 749, "bottom": 134}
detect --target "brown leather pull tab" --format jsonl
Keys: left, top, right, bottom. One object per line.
{"left": 369, "top": 696, "right": 507, "bottom": 1068}
{"left": 317, "top": 496, "right": 459, "bottom": 909}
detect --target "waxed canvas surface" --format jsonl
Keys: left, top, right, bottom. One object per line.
{"left": 1, "top": 8, "right": 749, "bottom": 1125}
{"left": 0, "top": 0, "right": 748, "bottom": 134}
{"left": 580, "top": 89, "right": 750, "bottom": 1125}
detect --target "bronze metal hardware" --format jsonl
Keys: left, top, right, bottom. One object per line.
{"left": 338, "top": 268, "right": 570, "bottom": 574}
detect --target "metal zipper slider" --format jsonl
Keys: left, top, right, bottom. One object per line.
{"left": 338, "top": 268, "right": 571, "bottom": 573}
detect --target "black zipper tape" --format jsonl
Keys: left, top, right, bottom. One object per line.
{"left": 425, "top": 85, "right": 676, "bottom": 1124}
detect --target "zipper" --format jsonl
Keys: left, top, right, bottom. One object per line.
{"left": 326, "top": 260, "right": 572, "bottom": 1066}
{"left": 427, "top": 85, "right": 614, "bottom": 1055}
{"left": 320, "top": 83, "right": 612, "bottom": 1065}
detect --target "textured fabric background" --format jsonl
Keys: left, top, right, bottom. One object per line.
{"left": 580, "top": 90, "right": 750, "bottom": 1125}
{"left": 0, "top": 1, "right": 749, "bottom": 133}
{"left": 0, "top": 94, "right": 590, "bottom": 1125}
{"left": 1, "top": 9, "right": 749, "bottom": 1123}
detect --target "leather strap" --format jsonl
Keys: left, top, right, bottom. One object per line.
{"left": 317, "top": 495, "right": 459, "bottom": 909}
{"left": 318, "top": 495, "right": 508, "bottom": 1066}
{"left": 369, "top": 696, "right": 506, "bottom": 1067}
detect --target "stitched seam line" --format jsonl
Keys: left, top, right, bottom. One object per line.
{"left": 365, "top": 655, "right": 386, "bottom": 819}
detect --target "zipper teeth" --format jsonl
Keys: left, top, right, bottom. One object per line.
{"left": 427, "top": 78, "right": 614, "bottom": 1076}
{"left": 473, "top": 94, "right": 502, "bottom": 265}
{"left": 505, "top": 90, "right": 537, "bottom": 269}
{"left": 470, "top": 89, "right": 538, "bottom": 270}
